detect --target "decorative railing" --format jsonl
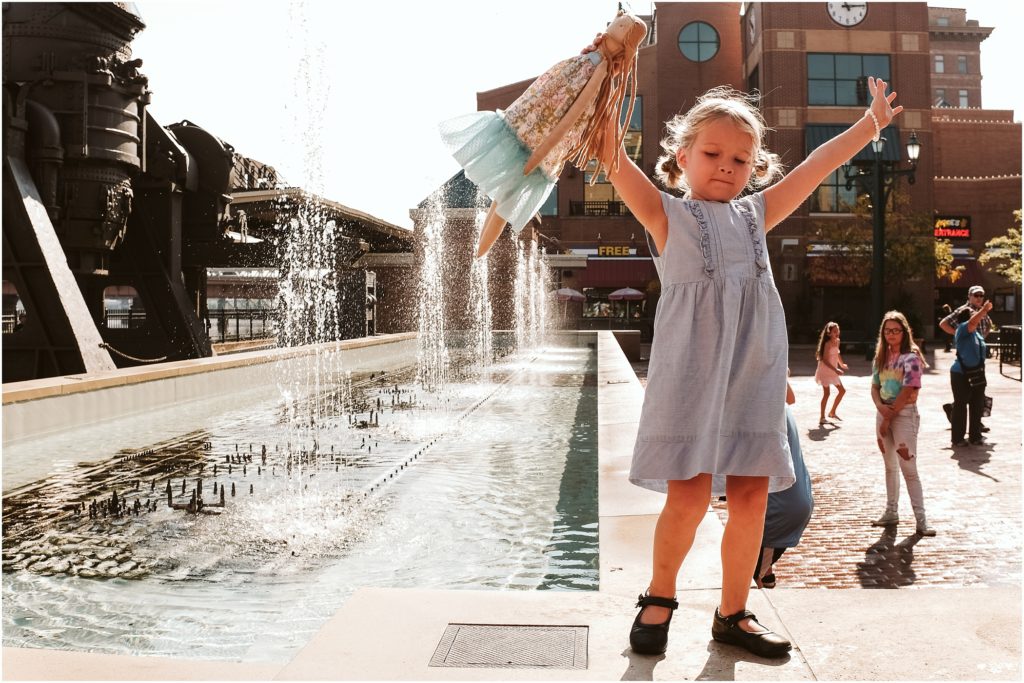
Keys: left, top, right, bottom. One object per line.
{"left": 207, "top": 308, "right": 276, "bottom": 343}
{"left": 569, "top": 200, "right": 632, "bottom": 217}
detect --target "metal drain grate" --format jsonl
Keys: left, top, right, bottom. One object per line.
{"left": 429, "top": 624, "right": 588, "bottom": 669}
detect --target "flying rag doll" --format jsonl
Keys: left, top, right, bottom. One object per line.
{"left": 439, "top": 9, "right": 647, "bottom": 257}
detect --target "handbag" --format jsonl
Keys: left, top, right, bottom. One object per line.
{"left": 957, "top": 341, "right": 987, "bottom": 388}
{"left": 961, "top": 362, "right": 987, "bottom": 388}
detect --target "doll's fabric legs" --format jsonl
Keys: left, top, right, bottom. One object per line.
{"left": 475, "top": 201, "right": 507, "bottom": 258}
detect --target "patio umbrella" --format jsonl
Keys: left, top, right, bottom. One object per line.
{"left": 608, "top": 287, "right": 645, "bottom": 319}
{"left": 553, "top": 287, "right": 585, "bottom": 302}
{"left": 552, "top": 287, "right": 585, "bottom": 321}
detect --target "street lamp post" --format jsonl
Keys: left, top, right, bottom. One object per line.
{"left": 845, "top": 131, "right": 922, "bottom": 356}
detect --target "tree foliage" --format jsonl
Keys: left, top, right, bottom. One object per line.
{"left": 934, "top": 238, "right": 963, "bottom": 284}
{"left": 978, "top": 209, "right": 1022, "bottom": 286}
{"left": 809, "top": 191, "right": 938, "bottom": 297}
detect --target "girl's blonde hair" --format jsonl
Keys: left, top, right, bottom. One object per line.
{"left": 655, "top": 86, "right": 784, "bottom": 193}
{"left": 873, "top": 310, "right": 929, "bottom": 372}
{"left": 815, "top": 322, "right": 839, "bottom": 361}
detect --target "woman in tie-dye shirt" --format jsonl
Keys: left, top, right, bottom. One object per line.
{"left": 870, "top": 311, "right": 935, "bottom": 536}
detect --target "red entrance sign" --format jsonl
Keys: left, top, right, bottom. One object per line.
{"left": 934, "top": 216, "right": 971, "bottom": 239}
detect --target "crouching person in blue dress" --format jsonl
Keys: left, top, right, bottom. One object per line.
{"left": 754, "top": 380, "right": 814, "bottom": 589}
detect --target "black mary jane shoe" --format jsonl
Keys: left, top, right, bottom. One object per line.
{"left": 629, "top": 592, "right": 679, "bottom": 655}
{"left": 711, "top": 608, "right": 791, "bottom": 658}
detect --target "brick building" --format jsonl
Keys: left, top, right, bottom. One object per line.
{"left": 460, "top": 2, "right": 1020, "bottom": 342}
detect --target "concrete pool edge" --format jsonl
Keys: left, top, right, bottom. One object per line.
{"left": 1, "top": 333, "right": 419, "bottom": 445}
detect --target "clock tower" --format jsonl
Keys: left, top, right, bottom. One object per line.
{"left": 826, "top": 2, "right": 868, "bottom": 27}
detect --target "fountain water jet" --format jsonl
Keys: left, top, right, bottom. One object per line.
{"left": 513, "top": 240, "right": 528, "bottom": 352}
{"left": 467, "top": 202, "right": 493, "bottom": 368}
{"left": 415, "top": 189, "right": 451, "bottom": 391}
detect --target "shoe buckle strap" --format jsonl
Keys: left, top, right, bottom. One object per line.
{"left": 723, "top": 609, "right": 758, "bottom": 627}
{"left": 636, "top": 593, "right": 679, "bottom": 610}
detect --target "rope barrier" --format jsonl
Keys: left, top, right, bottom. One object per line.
{"left": 99, "top": 342, "right": 168, "bottom": 364}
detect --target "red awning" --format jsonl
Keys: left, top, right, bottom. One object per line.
{"left": 578, "top": 258, "right": 657, "bottom": 289}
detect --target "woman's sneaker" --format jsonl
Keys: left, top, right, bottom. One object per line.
{"left": 871, "top": 510, "right": 899, "bottom": 526}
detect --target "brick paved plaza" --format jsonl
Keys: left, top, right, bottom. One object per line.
{"left": 634, "top": 345, "right": 1022, "bottom": 590}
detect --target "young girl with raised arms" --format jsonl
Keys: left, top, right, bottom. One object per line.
{"left": 814, "top": 321, "right": 849, "bottom": 424}
{"left": 594, "top": 61, "right": 903, "bottom": 658}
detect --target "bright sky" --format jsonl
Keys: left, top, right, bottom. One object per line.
{"left": 130, "top": 0, "right": 1023, "bottom": 230}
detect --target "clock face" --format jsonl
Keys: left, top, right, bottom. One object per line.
{"left": 827, "top": 2, "right": 867, "bottom": 27}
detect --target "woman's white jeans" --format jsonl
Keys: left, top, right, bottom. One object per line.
{"left": 876, "top": 404, "right": 926, "bottom": 519}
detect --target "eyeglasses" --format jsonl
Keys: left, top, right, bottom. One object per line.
{"left": 970, "top": 293, "right": 984, "bottom": 298}
{"left": 883, "top": 328, "right": 904, "bottom": 335}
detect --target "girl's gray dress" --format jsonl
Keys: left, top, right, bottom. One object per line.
{"left": 630, "top": 191, "right": 795, "bottom": 496}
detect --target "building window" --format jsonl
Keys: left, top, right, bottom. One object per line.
{"left": 678, "top": 22, "right": 719, "bottom": 62}
{"left": 994, "top": 293, "right": 1017, "bottom": 313}
{"left": 957, "top": 55, "right": 968, "bottom": 74}
{"left": 959, "top": 89, "right": 969, "bottom": 107}
{"left": 934, "top": 88, "right": 947, "bottom": 107}
{"left": 809, "top": 169, "right": 858, "bottom": 213}
{"left": 582, "top": 97, "right": 643, "bottom": 211}
{"left": 540, "top": 186, "right": 557, "bottom": 216}
{"left": 936, "top": 16, "right": 950, "bottom": 26}
{"left": 808, "top": 54, "right": 891, "bottom": 106}
{"left": 934, "top": 55, "right": 944, "bottom": 73}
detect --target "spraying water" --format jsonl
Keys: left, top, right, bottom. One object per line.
{"left": 534, "top": 244, "right": 551, "bottom": 346}
{"left": 271, "top": 0, "right": 344, "bottom": 533}
{"left": 415, "top": 190, "right": 450, "bottom": 390}
{"left": 513, "top": 239, "right": 528, "bottom": 352}
{"left": 467, "top": 204, "right": 493, "bottom": 367}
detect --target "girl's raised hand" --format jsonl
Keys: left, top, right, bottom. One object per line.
{"left": 867, "top": 76, "right": 903, "bottom": 128}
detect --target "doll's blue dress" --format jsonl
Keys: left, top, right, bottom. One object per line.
{"left": 438, "top": 52, "right": 602, "bottom": 233}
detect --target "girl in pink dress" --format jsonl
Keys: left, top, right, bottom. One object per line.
{"left": 814, "top": 322, "right": 848, "bottom": 424}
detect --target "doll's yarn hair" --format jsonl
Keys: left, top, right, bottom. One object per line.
{"left": 655, "top": 86, "right": 784, "bottom": 193}
{"left": 567, "top": 10, "right": 646, "bottom": 181}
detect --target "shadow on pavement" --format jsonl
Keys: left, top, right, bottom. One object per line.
{"left": 695, "top": 642, "right": 792, "bottom": 680}
{"left": 805, "top": 421, "right": 840, "bottom": 441}
{"left": 949, "top": 441, "right": 999, "bottom": 482}
{"left": 856, "top": 526, "right": 921, "bottom": 588}
{"left": 620, "top": 648, "right": 664, "bottom": 681}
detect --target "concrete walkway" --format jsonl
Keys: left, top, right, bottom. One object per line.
{"left": 3, "top": 333, "right": 1020, "bottom": 680}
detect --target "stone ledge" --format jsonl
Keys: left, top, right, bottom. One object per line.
{"left": 2, "top": 333, "right": 418, "bottom": 405}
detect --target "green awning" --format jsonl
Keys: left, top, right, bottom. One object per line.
{"left": 805, "top": 124, "right": 903, "bottom": 162}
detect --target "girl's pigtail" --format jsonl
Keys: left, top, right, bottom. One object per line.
{"left": 752, "top": 148, "right": 785, "bottom": 188}
{"left": 656, "top": 154, "right": 682, "bottom": 189}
